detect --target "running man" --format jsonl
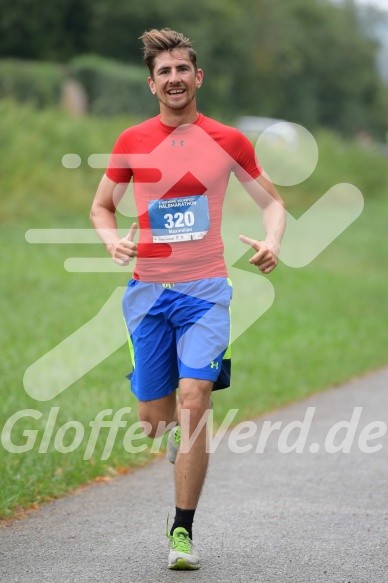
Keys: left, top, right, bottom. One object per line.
{"left": 90, "top": 28, "right": 286, "bottom": 570}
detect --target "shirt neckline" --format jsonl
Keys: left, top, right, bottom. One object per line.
{"left": 158, "top": 113, "right": 204, "bottom": 133}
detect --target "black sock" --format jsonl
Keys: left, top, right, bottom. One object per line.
{"left": 170, "top": 507, "right": 196, "bottom": 540}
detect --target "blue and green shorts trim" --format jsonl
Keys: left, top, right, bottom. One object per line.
{"left": 122, "top": 277, "right": 232, "bottom": 401}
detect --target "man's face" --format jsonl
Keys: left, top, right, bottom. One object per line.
{"left": 148, "top": 49, "right": 203, "bottom": 112}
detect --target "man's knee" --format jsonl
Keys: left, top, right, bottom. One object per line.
{"left": 138, "top": 409, "right": 175, "bottom": 439}
{"left": 179, "top": 390, "right": 213, "bottom": 432}
{"left": 179, "top": 380, "right": 213, "bottom": 415}
{"left": 137, "top": 393, "right": 177, "bottom": 439}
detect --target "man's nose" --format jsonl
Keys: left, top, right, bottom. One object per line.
{"left": 169, "top": 69, "right": 181, "bottom": 83}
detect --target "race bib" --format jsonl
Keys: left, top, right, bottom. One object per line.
{"left": 148, "top": 195, "right": 210, "bottom": 243}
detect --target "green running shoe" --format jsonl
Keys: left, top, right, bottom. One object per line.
{"left": 167, "top": 527, "right": 200, "bottom": 570}
{"left": 167, "top": 426, "right": 181, "bottom": 464}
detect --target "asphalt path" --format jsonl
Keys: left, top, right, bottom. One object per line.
{"left": 1, "top": 368, "right": 387, "bottom": 583}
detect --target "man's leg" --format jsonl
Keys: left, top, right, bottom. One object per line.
{"left": 138, "top": 391, "right": 177, "bottom": 438}
{"left": 166, "top": 378, "right": 212, "bottom": 570}
{"left": 174, "top": 378, "right": 213, "bottom": 510}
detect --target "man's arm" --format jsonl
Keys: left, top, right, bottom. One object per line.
{"left": 239, "top": 173, "right": 286, "bottom": 274}
{"left": 90, "top": 174, "right": 137, "bottom": 266}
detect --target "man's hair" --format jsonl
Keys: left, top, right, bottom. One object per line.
{"left": 139, "top": 28, "right": 197, "bottom": 77}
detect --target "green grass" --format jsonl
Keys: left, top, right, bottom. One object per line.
{"left": 1, "top": 101, "right": 387, "bottom": 519}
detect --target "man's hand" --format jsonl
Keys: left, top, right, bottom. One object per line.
{"left": 109, "top": 222, "right": 138, "bottom": 266}
{"left": 239, "top": 235, "right": 279, "bottom": 274}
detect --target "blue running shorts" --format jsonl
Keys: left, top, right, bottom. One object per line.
{"left": 122, "top": 277, "right": 232, "bottom": 402}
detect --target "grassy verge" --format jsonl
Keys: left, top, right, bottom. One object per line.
{"left": 1, "top": 101, "right": 387, "bottom": 519}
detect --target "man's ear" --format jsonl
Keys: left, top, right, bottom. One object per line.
{"left": 148, "top": 76, "right": 156, "bottom": 94}
{"left": 196, "top": 69, "right": 204, "bottom": 89}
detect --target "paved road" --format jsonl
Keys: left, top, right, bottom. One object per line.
{"left": 1, "top": 369, "right": 387, "bottom": 583}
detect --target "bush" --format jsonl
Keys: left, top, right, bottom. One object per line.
{"left": 0, "top": 59, "right": 64, "bottom": 108}
{"left": 69, "top": 54, "right": 157, "bottom": 118}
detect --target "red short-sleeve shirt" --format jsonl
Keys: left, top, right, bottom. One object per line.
{"left": 106, "top": 113, "right": 262, "bottom": 282}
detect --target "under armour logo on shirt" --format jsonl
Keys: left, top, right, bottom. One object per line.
{"left": 171, "top": 140, "right": 185, "bottom": 147}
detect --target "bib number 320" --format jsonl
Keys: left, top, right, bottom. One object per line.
{"left": 148, "top": 194, "right": 210, "bottom": 242}
{"left": 164, "top": 211, "right": 195, "bottom": 229}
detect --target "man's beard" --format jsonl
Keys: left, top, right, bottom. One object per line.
{"left": 158, "top": 91, "right": 195, "bottom": 110}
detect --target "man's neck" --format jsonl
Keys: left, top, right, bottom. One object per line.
{"left": 160, "top": 106, "right": 199, "bottom": 127}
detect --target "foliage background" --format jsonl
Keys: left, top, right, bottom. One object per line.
{"left": 0, "top": 0, "right": 388, "bottom": 137}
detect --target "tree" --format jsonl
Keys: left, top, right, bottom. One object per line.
{"left": 0, "top": 0, "right": 386, "bottom": 137}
